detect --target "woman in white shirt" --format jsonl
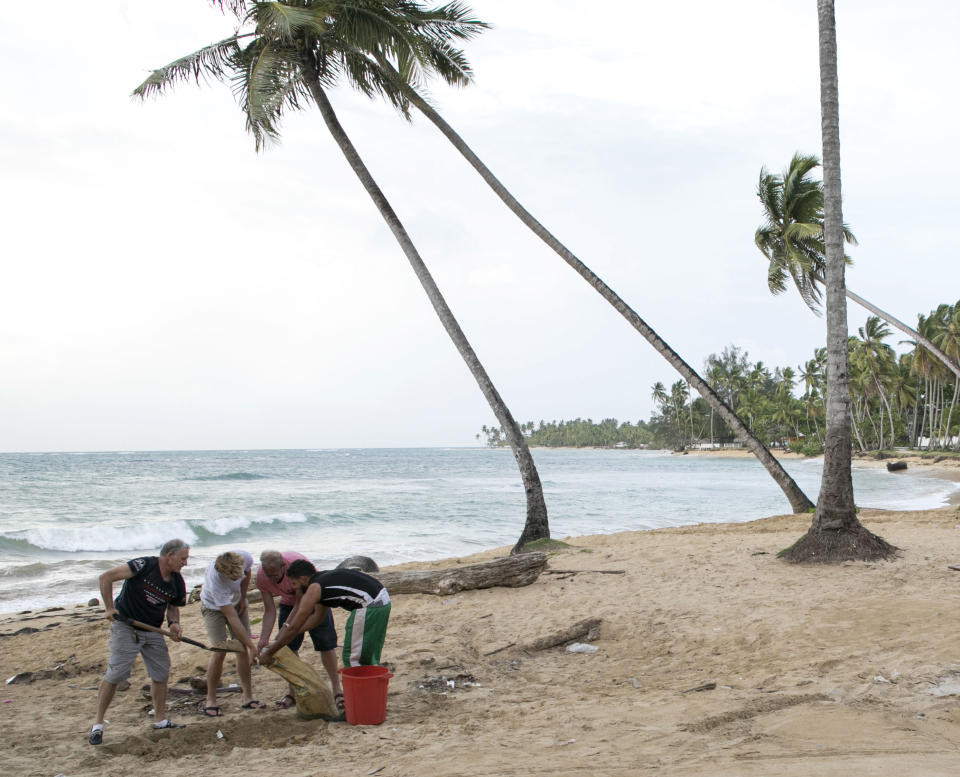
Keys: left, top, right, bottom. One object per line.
{"left": 199, "top": 550, "right": 262, "bottom": 715}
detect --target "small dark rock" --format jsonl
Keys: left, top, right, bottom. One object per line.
{"left": 87, "top": 598, "right": 100, "bottom": 607}
{"left": 336, "top": 555, "right": 380, "bottom": 573}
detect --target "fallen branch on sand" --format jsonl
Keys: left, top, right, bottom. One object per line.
{"left": 523, "top": 618, "right": 602, "bottom": 652}
{"left": 544, "top": 569, "right": 625, "bottom": 576}
{"left": 373, "top": 552, "right": 547, "bottom": 596}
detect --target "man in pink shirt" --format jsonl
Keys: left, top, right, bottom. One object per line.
{"left": 256, "top": 550, "right": 343, "bottom": 711}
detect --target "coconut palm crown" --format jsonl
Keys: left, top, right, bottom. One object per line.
{"left": 754, "top": 152, "right": 857, "bottom": 312}
{"left": 133, "top": 1, "right": 486, "bottom": 149}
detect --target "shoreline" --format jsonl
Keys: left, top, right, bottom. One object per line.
{"left": 3, "top": 504, "right": 960, "bottom": 775}
{"left": 3, "top": 451, "right": 959, "bottom": 615}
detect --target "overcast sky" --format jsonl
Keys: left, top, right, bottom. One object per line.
{"left": 0, "top": 1, "right": 957, "bottom": 452}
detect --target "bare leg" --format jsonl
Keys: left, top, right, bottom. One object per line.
{"left": 237, "top": 653, "right": 254, "bottom": 705}
{"left": 205, "top": 652, "right": 225, "bottom": 709}
{"left": 150, "top": 680, "right": 167, "bottom": 723}
{"left": 320, "top": 649, "right": 342, "bottom": 696}
{"left": 94, "top": 678, "right": 117, "bottom": 725}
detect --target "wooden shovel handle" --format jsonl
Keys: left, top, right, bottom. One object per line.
{"left": 114, "top": 613, "right": 212, "bottom": 651}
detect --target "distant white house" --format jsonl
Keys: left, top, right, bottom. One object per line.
{"left": 916, "top": 436, "right": 959, "bottom": 448}
{"left": 690, "top": 441, "right": 744, "bottom": 450}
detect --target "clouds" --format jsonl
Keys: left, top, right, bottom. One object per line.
{"left": 0, "top": 1, "right": 957, "bottom": 451}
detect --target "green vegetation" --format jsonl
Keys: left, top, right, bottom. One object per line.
{"left": 479, "top": 300, "right": 960, "bottom": 455}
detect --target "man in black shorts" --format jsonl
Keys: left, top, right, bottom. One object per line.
{"left": 259, "top": 560, "right": 390, "bottom": 669}
{"left": 255, "top": 550, "right": 343, "bottom": 711}
{"left": 88, "top": 539, "right": 190, "bottom": 745}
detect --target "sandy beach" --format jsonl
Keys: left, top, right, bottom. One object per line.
{"left": 4, "top": 464, "right": 960, "bottom": 776}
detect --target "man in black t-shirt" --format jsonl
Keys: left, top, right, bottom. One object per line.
{"left": 88, "top": 539, "right": 190, "bottom": 746}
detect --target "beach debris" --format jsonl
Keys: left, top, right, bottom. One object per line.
{"left": 566, "top": 643, "right": 598, "bottom": 654}
{"left": 337, "top": 555, "right": 380, "bottom": 573}
{"left": 524, "top": 617, "right": 602, "bottom": 652}
{"left": 483, "top": 642, "right": 516, "bottom": 657}
{"left": 927, "top": 673, "right": 960, "bottom": 697}
{"left": 88, "top": 597, "right": 100, "bottom": 606}
{"left": 372, "top": 552, "right": 547, "bottom": 596}
{"left": 0, "top": 626, "right": 41, "bottom": 638}
{"left": 187, "top": 584, "right": 203, "bottom": 604}
{"left": 545, "top": 569, "right": 626, "bottom": 576}
{"left": 367, "top": 767, "right": 385, "bottom": 776}
{"left": 886, "top": 460, "right": 908, "bottom": 472}
{"left": 6, "top": 672, "right": 33, "bottom": 685}
{"left": 628, "top": 678, "right": 643, "bottom": 689}
{"left": 217, "top": 729, "right": 225, "bottom": 740}
{"left": 681, "top": 693, "right": 831, "bottom": 732}
{"left": 682, "top": 682, "right": 717, "bottom": 694}
{"left": 417, "top": 673, "right": 480, "bottom": 693}
{"left": 874, "top": 675, "right": 890, "bottom": 684}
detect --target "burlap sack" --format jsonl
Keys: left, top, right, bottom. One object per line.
{"left": 263, "top": 646, "right": 337, "bottom": 718}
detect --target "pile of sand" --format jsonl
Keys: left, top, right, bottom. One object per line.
{"left": 3, "top": 502, "right": 960, "bottom": 776}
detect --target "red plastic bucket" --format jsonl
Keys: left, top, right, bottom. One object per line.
{"left": 339, "top": 666, "right": 394, "bottom": 725}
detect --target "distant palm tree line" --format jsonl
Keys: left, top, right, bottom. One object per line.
{"left": 479, "top": 300, "right": 960, "bottom": 454}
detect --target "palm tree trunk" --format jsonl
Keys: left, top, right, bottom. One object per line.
{"left": 919, "top": 377, "right": 930, "bottom": 447}
{"left": 842, "top": 286, "right": 960, "bottom": 381}
{"left": 301, "top": 64, "right": 549, "bottom": 551}
{"left": 813, "top": 0, "right": 856, "bottom": 532}
{"left": 784, "top": 1, "right": 894, "bottom": 561}
{"left": 945, "top": 381, "right": 959, "bottom": 449}
{"left": 375, "top": 56, "right": 814, "bottom": 513}
{"left": 808, "top": 273, "right": 960, "bottom": 381}
{"left": 910, "top": 390, "right": 920, "bottom": 447}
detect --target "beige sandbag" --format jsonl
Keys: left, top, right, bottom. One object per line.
{"left": 262, "top": 646, "right": 337, "bottom": 718}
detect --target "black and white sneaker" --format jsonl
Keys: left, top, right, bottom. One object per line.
{"left": 88, "top": 727, "right": 103, "bottom": 745}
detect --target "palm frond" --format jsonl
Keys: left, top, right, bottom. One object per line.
{"left": 232, "top": 38, "right": 308, "bottom": 149}
{"left": 132, "top": 35, "right": 243, "bottom": 99}
{"left": 253, "top": 1, "right": 330, "bottom": 42}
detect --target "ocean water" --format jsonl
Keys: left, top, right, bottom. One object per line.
{"left": 0, "top": 448, "right": 955, "bottom": 614}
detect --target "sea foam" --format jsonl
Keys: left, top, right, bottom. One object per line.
{"left": 2, "top": 512, "right": 309, "bottom": 553}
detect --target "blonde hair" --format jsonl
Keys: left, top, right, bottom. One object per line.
{"left": 214, "top": 551, "right": 244, "bottom": 581}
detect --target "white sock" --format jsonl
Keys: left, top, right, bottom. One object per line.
{"left": 153, "top": 719, "right": 168, "bottom": 728}
{"left": 91, "top": 723, "right": 104, "bottom": 732}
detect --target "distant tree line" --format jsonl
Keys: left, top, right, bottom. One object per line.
{"left": 479, "top": 301, "right": 960, "bottom": 455}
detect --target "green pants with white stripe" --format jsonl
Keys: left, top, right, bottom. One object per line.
{"left": 342, "top": 603, "right": 391, "bottom": 667}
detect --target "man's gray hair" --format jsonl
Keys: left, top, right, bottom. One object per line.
{"left": 260, "top": 550, "right": 283, "bottom": 568}
{"left": 159, "top": 538, "right": 190, "bottom": 557}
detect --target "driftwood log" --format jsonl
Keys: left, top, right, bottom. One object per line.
{"left": 372, "top": 552, "right": 547, "bottom": 596}
{"left": 523, "top": 617, "right": 602, "bottom": 652}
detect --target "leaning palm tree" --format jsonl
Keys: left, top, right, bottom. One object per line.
{"left": 357, "top": 4, "right": 816, "bottom": 512}
{"left": 756, "top": 154, "right": 960, "bottom": 382}
{"left": 781, "top": 0, "right": 894, "bottom": 562}
{"left": 135, "top": 1, "right": 549, "bottom": 550}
